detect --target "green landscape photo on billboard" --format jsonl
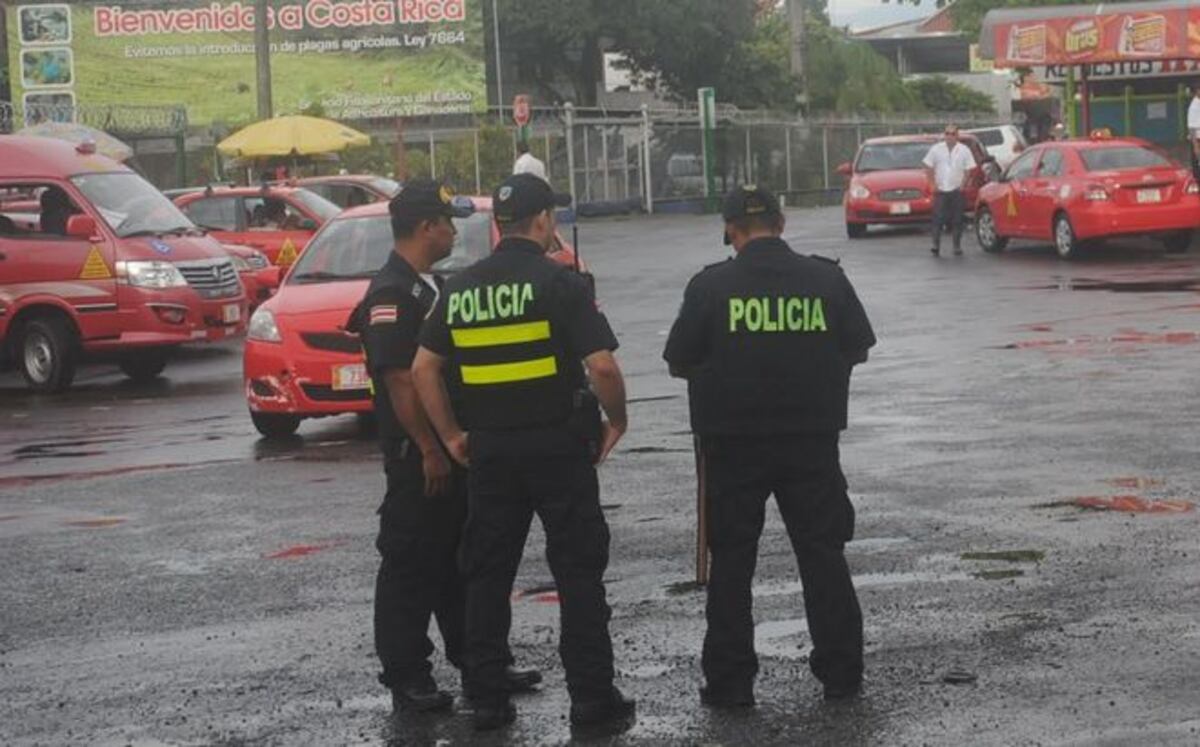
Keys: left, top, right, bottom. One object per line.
{"left": 7, "top": 0, "right": 487, "bottom": 126}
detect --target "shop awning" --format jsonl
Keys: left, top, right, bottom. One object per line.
{"left": 979, "top": 0, "right": 1200, "bottom": 68}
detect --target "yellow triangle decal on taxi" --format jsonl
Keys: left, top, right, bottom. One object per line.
{"left": 276, "top": 238, "right": 298, "bottom": 266}
{"left": 79, "top": 246, "right": 112, "bottom": 280}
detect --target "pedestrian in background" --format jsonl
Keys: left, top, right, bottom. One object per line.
{"left": 350, "top": 180, "right": 540, "bottom": 716}
{"left": 1187, "top": 86, "right": 1200, "bottom": 179}
{"left": 922, "top": 124, "right": 975, "bottom": 256}
{"left": 664, "top": 185, "right": 876, "bottom": 709}
{"left": 413, "top": 174, "right": 634, "bottom": 732}
{"left": 513, "top": 140, "right": 548, "bottom": 183}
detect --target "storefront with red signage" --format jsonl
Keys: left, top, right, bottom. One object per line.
{"left": 979, "top": 1, "right": 1200, "bottom": 148}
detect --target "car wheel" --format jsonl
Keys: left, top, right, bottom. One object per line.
{"left": 975, "top": 207, "right": 1008, "bottom": 253}
{"left": 118, "top": 349, "right": 171, "bottom": 383}
{"left": 1162, "top": 231, "right": 1192, "bottom": 254}
{"left": 19, "top": 315, "right": 79, "bottom": 393}
{"left": 1053, "top": 213, "right": 1080, "bottom": 260}
{"left": 251, "top": 412, "right": 301, "bottom": 439}
{"left": 847, "top": 222, "right": 867, "bottom": 239}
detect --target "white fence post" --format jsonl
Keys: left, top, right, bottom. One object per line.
{"left": 565, "top": 103, "right": 577, "bottom": 210}
{"left": 641, "top": 104, "right": 653, "bottom": 215}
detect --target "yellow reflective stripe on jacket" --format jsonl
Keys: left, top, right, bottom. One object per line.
{"left": 451, "top": 320, "right": 551, "bottom": 348}
{"left": 460, "top": 357, "right": 558, "bottom": 385}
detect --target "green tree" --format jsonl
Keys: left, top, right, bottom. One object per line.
{"left": 904, "top": 75, "right": 994, "bottom": 113}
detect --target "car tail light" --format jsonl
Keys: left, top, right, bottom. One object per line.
{"left": 1084, "top": 185, "right": 1109, "bottom": 201}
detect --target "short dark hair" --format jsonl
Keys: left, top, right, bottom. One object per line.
{"left": 392, "top": 214, "right": 438, "bottom": 240}
{"left": 498, "top": 212, "right": 541, "bottom": 237}
{"left": 516, "top": 140, "right": 531, "bottom": 155}
{"left": 729, "top": 213, "right": 783, "bottom": 237}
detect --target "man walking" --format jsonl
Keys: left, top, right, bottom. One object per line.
{"left": 351, "top": 180, "right": 540, "bottom": 715}
{"left": 513, "top": 140, "right": 549, "bottom": 183}
{"left": 413, "top": 174, "right": 634, "bottom": 732}
{"left": 923, "top": 124, "right": 975, "bottom": 256}
{"left": 664, "top": 185, "right": 876, "bottom": 708}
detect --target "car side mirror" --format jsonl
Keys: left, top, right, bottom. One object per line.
{"left": 836, "top": 162, "right": 853, "bottom": 177}
{"left": 298, "top": 218, "right": 318, "bottom": 231}
{"left": 257, "top": 265, "right": 283, "bottom": 290}
{"left": 1013, "top": 143, "right": 1026, "bottom": 154}
{"left": 66, "top": 214, "right": 98, "bottom": 239}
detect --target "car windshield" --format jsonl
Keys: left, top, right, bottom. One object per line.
{"left": 69, "top": 172, "right": 196, "bottom": 237}
{"left": 288, "top": 188, "right": 341, "bottom": 223}
{"left": 370, "top": 177, "right": 401, "bottom": 197}
{"left": 855, "top": 142, "right": 934, "bottom": 172}
{"left": 1080, "top": 146, "right": 1172, "bottom": 172}
{"left": 287, "top": 211, "right": 493, "bottom": 284}
{"left": 971, "top": 129, "right": 1004, "bottom": 147}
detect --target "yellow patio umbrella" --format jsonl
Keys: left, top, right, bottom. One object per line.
{"left": 217, "top": 115, "right": 370, "bottom": 158}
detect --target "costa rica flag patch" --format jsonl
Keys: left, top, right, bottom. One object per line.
{"left": 369, "top": 305, "right": 398, "bottom": 325}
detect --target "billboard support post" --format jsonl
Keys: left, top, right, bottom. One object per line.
{"left": 254, "top": 0, "right": 272, "bottom": 120}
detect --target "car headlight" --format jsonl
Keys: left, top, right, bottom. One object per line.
{"left": 246, "top": 250, "right": 269, "bottom": 269}
{"left": 229, "top": 254, "right": 252, "bottom": 272}
{"left": 118, "top": 261, "right": 188, "bottom": 289}
{"left": 247, "top": 308, "right": 282, "bottom": 343}
{"left": 849, "top": 183, "right": 871, "bottom": 200}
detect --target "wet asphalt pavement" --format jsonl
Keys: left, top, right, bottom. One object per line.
{"left": 3, "top": 207, "right": 1200, "bottom": 746}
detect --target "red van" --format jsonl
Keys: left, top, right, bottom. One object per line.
{"left": 0, "top": 136, "right": 250, "bottom": 392}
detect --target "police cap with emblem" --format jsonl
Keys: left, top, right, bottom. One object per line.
{"left": 492, "top": 173, "right": 572, "bottom": 224}
{"left": 722, "top": 184, "right": 782, "bottom": 245}
{"left": 389, "top": 178, "right": 474, "bottom": 231}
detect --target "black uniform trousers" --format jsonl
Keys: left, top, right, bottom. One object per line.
{"left": 461, "top": 429, "right": 615, "bottom": 707}
{"left": 374, "top": 444, "right": 467, "bottom": 689}
{"left": 700, "top": 433, "right": 863, "bottom": 692}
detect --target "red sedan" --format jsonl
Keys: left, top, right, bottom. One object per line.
{"left": 243, "top": 197, "right": 582, "bottom": 438}
{"left": 293, "top": 175, "right": 400, "bottom": 208}
{"left": 840, "top": 133, "right": 994, "bottom": 239}
{"left": 173, "top": 185, "right": 340, "bottom": 267}
{"left": 975, "top": 135, "right": 1199, "bottom": 259}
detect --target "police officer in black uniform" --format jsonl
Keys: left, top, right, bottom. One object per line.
{"left": 412, "top": 174, "right": 635, "bottom": 732}
{"left": 663, "top": 185, "right": 876, "bottom": 708}
{"left": 350, "top": 180, "right": 540, "bottom": 715}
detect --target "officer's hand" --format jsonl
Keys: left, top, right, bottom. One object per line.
{"left": 595, "top": 420, "right": 625, "bottom": 465}
{"left": 445, "top": 431, "right": 470, "bottom": 468}
{"left": 422, "top": 447, "right": 453, "bottom": 497}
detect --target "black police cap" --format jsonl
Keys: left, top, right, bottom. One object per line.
{"left": 389, "top": 178, "right": 474, "bottom": 223}
{"left": 722, "top": 184, "right": 782, "bottom": 245}
{"left": 493, "top": 173, "right": 572, "bottom": 224}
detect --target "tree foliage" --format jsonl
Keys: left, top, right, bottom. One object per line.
{"left": 904, "top": 75, "right": 994, "bottom": 113}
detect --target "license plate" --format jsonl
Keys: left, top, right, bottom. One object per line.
{"left": 889, "top": 202, "right": 912, "bottom": 215}
{"left": 1136, "top": 188, "right": 1162, "bottom": 204}
{"left": 332, "top": 363, "right": 370, "bottom": 391}
{"left": 222, "top": 303, "right": 241, "bottom": 323}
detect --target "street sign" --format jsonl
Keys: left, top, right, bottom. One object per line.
{"left": 513, "top": 94, "right": 532, "bottom": 127}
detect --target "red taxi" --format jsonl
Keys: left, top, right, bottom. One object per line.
{"left": 221, "top": 243, "right": 279, "bottom": 310}
{"left": 294, "top": 175, "right": 400, "bottom": 208}
{"left": 839, "top": 133, "right": 995, "bottom": 239}
{"left": 975, "top": 136, "right": 1199, "bottom": 259}
{"left": 172, "top": 185, "right": 340, "bottom": 268}
{"left": 243, "top": 197, "right": 582, "bottom": 438}
{"left": 0, "top": 136, "right": 248, "bottom": 392}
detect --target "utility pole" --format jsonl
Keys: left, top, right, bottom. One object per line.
{"left": 492, "top": 0, "right": 504, "bottom": 114}
{"left": 254, "top": 0, "right": 273, "bottom": 119}
{"left": 787, "top": 0, "right": 808, "bottom": 110}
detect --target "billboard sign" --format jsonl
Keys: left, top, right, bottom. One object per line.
{"left": 993, "top": 8, "right": 1200, "bottom": 68}
{"left": 6, "top": 0, "right": 487, "bottom": 126}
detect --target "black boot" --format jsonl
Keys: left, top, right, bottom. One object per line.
{"left": 504, "top": 664, "right": 543, "bottom": 693}
{"left": 472, "top": 700, "right": 516, "bottom": 731}
{"left": 391, "top": 677, "right": 453, "bottom": 713}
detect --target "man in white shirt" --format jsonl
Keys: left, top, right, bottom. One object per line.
{"left": 922, "top": 124, "right": 976, "bottom": 256}
{"left": 513, "top": 140, "right": 548, "bottom": 183}
{"left": 1187, "top": 87, "right": 1200, "bottom": 177}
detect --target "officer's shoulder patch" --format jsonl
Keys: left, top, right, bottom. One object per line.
{"left": 809, "top": 254, "right": 842, "bottom": 266}
{"left": 369, "top": 305, "right": 399, "bottom": 325}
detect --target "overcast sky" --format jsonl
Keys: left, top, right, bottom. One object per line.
{"left": 828, "top": 0, "right": 931, "bottom": 31}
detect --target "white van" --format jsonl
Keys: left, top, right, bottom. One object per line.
{"left": 965, "top": 125, "right": 1028, "bottom": 170}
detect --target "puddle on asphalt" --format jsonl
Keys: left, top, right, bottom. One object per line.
{"left": 263, "top": 542, "right": 340, "bottom": 560}
{"left": 756, "top": 618, "right": 812, "bottom": 660}
{"left": 1003, "top": 330, "right": 1200, "bottom": 351}
{"left": 1035, "top": 496, "right": 1195, "bottom": 514}
{"left": 973, "top": 569, "right": 1025, "bottom": 581}
{"left": 1029, "top": 277, "right": 1200, "bottom": 293}
{"left": 1104, "top": 477, "right": 1165, "bottom": 489}
{"left": 664, "top": 580, "right": 706, "bottom": 596}
{"left": 619, "top": 663, "right": 675, "bottom": 679}
{"left": 849, "top": 536, "right": 911, "bottom": 552}
{"left": 64, "top": 517, "right": 127, "bottom": 528}
{"left": 960, "top": 550, "right": 1044, "bottom": 563}
{"left": 752, "top": 570, "right": 973, "bottom": 599}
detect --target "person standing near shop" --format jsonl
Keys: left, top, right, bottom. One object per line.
{"left": 922, "top": 124, "right": 975, "bottom": 256}
{"left": 351, "top": 180, "right": 541, "bottom": 716}
{"left": 663, "top": 185, "right": 876, "bottom": 709}
{"left": 513, "top": 140, "right": 549, "bottom": 183}
{"left": 412, "top": 174, "right": 634, "bottom": 732}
